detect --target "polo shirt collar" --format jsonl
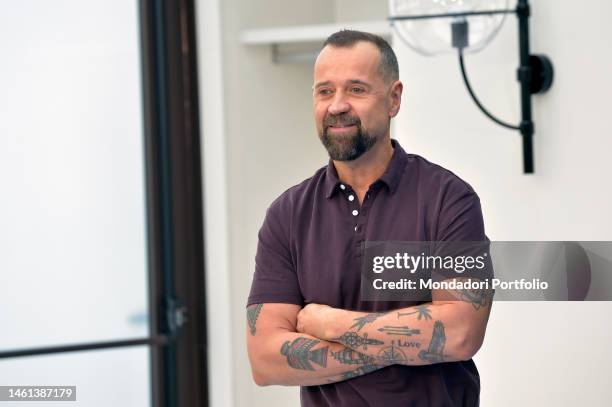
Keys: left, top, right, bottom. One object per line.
{"left": 324, "top": 139, "right": 408, "bottom": 199}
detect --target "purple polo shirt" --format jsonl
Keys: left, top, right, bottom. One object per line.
{"left": 248, "top": 139, "right": 486, "bottom": 407}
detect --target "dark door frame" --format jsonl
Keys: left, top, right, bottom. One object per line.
{"left": 141, "top": 0, "right": 208, "bottom": 406}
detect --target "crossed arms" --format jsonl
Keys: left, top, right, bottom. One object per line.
{"left": 246, "top": 289, "right": 492, "bottom": 386}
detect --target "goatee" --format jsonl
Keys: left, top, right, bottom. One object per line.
{"left": 319, "top": 115, "right": 378, "bottom": 161}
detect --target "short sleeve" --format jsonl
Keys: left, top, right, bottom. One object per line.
{"left": 246, "top": 198, "right": 304, "bottom": 307}
{"left": 434, "top": 179, "right": 494, "bottom": 281}
{"left": 436, "top": 179, "right": 487, "bottom": 242}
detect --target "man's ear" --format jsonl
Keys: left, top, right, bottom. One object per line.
{"left": 389, "top": 80, "right": 403, "bottom": 118}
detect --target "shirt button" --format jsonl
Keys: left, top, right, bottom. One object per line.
{"left": 340, "top": 184, "right": 346, "bottom": 190}
{"left": 354, "top": 225, "right": 359, "bottom": 232}
{"left": 348, "top": 195, "right": 355, "bottom": 202}
{"left": 352, "top": 209, "right": 359, "bottom": 216}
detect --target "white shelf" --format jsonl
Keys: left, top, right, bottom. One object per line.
{"left": 241, "top": 20, "right": 392, "bottom": 46}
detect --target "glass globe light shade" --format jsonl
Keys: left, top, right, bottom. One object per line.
{"left": 389, "top": 0, "right": 510, "bottom": 55}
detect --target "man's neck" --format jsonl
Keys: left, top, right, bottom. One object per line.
{"left": 333, "top": 137, "right": 394, "bottom": 202}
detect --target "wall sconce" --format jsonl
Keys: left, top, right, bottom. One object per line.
{"left": 389, "top": 0, "right": 554, "bottom": 173}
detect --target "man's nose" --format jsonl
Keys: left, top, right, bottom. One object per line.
{"left": 328, "top": 92, "right": 350, "bottom": 116}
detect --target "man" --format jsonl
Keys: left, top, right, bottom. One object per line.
{"left": 246, "top": 30, "right": 492, "bottom": 406}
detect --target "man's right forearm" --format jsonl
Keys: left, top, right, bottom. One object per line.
{"left": 248, "top": 330, "right": 387, "bottom": 386}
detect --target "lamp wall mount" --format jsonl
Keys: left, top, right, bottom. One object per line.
{"left": 390, "top": 0, "right": 554, "bottom": 173}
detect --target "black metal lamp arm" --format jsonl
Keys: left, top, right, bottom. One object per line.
{"left": 389, "top": 0, "right": 554, "bottom": 173}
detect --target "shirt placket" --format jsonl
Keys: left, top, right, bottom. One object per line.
{"left": 339, "top": 183, "right": 377, "bottom": 251}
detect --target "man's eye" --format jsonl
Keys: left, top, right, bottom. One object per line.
{"left": 318, "top": 89, "right": 332, "bottom": 96}
{"left": 351, "top": 87, "right": 365, "bottom": 94}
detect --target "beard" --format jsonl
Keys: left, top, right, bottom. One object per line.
{"left": 318, "top": 114, "right": 380, "bottom": 161}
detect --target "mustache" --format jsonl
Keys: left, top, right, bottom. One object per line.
{"left": 323, "top": 114, "right": 361, "bottom": 128}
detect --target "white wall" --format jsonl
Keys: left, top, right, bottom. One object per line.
{"left": 394, "top": 0, "right": 612, "bottom": 405}
{"left": 199, "top": 0, "right": 612, "bottom": 405}
{"left": 207, "top": 2, "right": 332, "bottom": 406}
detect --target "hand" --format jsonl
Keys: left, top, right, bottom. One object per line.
{"left": 296, "top": 303, "right": 342, "bottom": 341}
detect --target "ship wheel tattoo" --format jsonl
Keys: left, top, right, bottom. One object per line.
{"left": 377, "top": 340, "right": 407, "bottom": 364}
{"left": 334, "top": 332, "right": 384, "bottom": 351}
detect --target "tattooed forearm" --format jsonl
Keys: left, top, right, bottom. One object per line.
{"left": 398, "top": 305, "right": 432, "bottom": 321}
{"left": 418, "top": 320, "right": 446, "bottom": 363}
{"left": 246, "top": 304, "right": 263, "bottom": 336}
{"left": 280, "top": 337, "right": 329, "bottom": 371}
{"left": 333, "top": 332, "right": 384, "bottom": 351}
{"left": 350, "top": 312, "right": 387, "bottom": 331}
{"left": 318, "top": 300, "right": 487, "bottom": 373}
{"left": 377, "top": 326, "right": 421, "bottom": 336}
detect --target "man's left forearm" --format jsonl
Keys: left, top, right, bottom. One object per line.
{"left": 297, "top": 300, "right": 491, "bottom": 366}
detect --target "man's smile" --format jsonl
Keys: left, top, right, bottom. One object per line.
{"left": 328, "top": 124, "right": 357, "bottom": 132}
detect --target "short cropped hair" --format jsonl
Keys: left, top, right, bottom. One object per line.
{"left": 322, "top": 30, "right": 399, "bottom": 83}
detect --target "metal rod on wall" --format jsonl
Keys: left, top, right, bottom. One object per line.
{"left": 517, "top": 0, "right": 534, "bottom": 173}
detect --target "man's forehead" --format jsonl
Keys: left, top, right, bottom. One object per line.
{"left": 314, "top": 42, "right": 381, "bottom": 78}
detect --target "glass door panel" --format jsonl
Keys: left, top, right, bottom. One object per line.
{"left": 0, "top": 0, "right": 149, "bottom": 350}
